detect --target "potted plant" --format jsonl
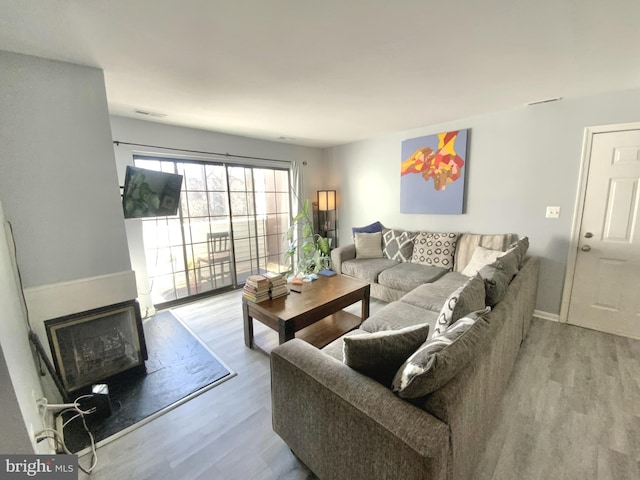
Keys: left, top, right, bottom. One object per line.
{"left": 284, "top": 198, "right": 331, "bottom": 277}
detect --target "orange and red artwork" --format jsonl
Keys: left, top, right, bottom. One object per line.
{"left": 400, "top": 129, "right": 468, "bottom": 214}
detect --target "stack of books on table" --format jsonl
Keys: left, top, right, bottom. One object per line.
{"left": 243, "top": 275, "right": 271, "bottom": 303}
{"left": 264, "top": 271, "right": 289, "bottom": 299}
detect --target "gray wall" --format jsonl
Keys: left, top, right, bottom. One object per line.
{"left": 327, "top": 88, "right": 640, "bottom": 315}
{"left": 0, "top": 51, "right": 131, "bottom": 288}
{"left": 0, "top": 51, "right": 133, "bottom": 453}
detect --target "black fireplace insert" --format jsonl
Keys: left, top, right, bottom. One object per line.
{"left": 45, "top": 300, "right": 148, "bottom": 395}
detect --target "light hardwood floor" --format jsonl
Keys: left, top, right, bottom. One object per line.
{"left": 79, "top": 289, "right": 640, "bottom": 480}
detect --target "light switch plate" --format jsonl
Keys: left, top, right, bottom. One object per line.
{"left": 546, "top": 206, "right": 560, "bottom": 218}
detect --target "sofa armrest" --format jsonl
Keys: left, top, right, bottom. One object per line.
{"left": 271, "top": 339, "right": 449, "bottom": 480}
{"left": 330, "top": 243, "right": 356, "bottom": 273}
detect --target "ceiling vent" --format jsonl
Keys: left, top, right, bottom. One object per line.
{"left": 134, "top": 109, "right": 167, "bottom": 118}
{"left": 526, "top": 97, "right": 562, "bottom": 106}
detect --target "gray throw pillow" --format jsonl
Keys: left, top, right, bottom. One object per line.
{"left": 411, "top": 232, "right": 460, "bottom": 270}
{"left": 343, "top": 323, "right": 431, "bottom": 387}
{"left": 354, "top": 232, "right": 383, "bottom": 259}
{"left": 432, "top": 274, "right": 485, "bottom": 336}
{"left": 497, "top": 248, "right": 520, "bottom": 280}
{"left": 478, "top": 261, "right": 511, "bottom": 307}
{"left": 392, "top": 310, "right": 490, "bottom": 398}
{"left": 382, "top": 228, "right": 417, "bottom": 262}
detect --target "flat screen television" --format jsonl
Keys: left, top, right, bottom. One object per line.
{"left": 122, "top": 166, "right": 183, "bottom": 219}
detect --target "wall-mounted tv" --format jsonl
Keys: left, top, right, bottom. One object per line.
{"left": 122, "top": 166, "right": 183, "bottom": 219}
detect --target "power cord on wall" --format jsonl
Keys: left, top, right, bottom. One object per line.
{"left": 5, "top": 221, "right": 34, "bottom": 332}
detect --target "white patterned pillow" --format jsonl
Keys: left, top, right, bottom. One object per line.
{"left": 354, "top": 232, "right": 383, "bottom": 259}
{"left": 382, "top": 228, "right": 417, "bottom": 262}
{"left": 433, "top": 274, "right": 485, "bottom": 336}
{"left": 461, "top": 246, "right": 505, "bottom": 277}
{"left": 411, "top": 232, "right": 459, "bottom": 270}
{"left": 392, "top": 309, "right": 490, "bottom": 398}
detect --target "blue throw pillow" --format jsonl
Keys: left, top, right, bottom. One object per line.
{"left": 352, "top": 221, "right": 384, "bottom": 237}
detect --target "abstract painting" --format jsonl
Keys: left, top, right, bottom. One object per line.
{"left": 400, "top": 129, "right": 468, "bottom": 214}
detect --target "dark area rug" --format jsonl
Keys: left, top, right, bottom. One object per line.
{"left": 61, "top": 311, "right": 234, "bottom": 453}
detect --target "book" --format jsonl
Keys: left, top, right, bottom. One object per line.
{"left": 318, "top": 269, "right": 336, "bottom": 277}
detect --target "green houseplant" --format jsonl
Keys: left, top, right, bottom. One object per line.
{"left": 284, "top": 198, "right": 331, "bottom": 277}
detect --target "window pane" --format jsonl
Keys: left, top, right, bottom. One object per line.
{"left": 186, "top": 192, "right": 209, "bottom": 217}
{"left": 208, "top": 191, "right": 228, "bottom": 216}
{"left": 230, "top": 192, "right": 248, "bottom": 215}
{"left": 262, "top": 169, "right": 276, "bottom": 192}
{"left": 205, "top": 164, "right": 226, "bottom": 191}
{"left": 275, "top": 169, "right": 289, "bottom": 192}
{"left": 228, "top": 166, "right": 247, "bottom": 191}
{"left": 167, "top": 219, "right": 183, "bottom": 246}
{"left": 179, "top": 163, "right": 206, "bottom": 191}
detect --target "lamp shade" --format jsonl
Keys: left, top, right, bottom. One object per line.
{"left": 318, "top": 190, "right": 336, "bottom": 211}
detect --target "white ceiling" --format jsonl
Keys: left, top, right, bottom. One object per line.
{"left": 1, "top": 0, "right": 639, "bottom": 148}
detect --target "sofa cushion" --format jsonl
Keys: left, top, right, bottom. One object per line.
{"left": 496, "top": 248, "right": 520, "bottom": 280}
{"left": 478, "top": 260, "right": 511, "bottom": 307}
{"left": 342, "top": 258, "right": 399, "bottom": 283}
{"left": 382, "top": 228, "right": 417, "bottom": 262}
{"left": 342, "top": 323, "right": 431, "bottom": 387}
{"left": 411, "top": 232, "right": 459, "bottom": 270}
{"left": 355, "top": 232, "right": 383, "bottom": 259}
{"left": 508, "top": 236, "right": 529, "bottom": 268}
{"left": 453, "top": 233, "right": 518, "bottom": 272}
{"left": 433, "top": 275, "right": 485, "bottom": 337}
{"left": 378, "top": 263, "right": 448, "bottom": 292}
{"left": 392, "top": 309, "right": 490, "bottom": 398}
{"left": 361, "top": 301, "right": 440, "bottom": 336}
{"left": 399, "top": 272, "right": 469, "bottom": 312}
{"left": 461, "top": 246, "right": 505, "bottom": 277}
{"left": 352, "top": 221, "right": 384, "bottom": 236}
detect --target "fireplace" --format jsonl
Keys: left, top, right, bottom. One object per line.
{"left": 45, "top": 300, "right": 148, "bottom": 395}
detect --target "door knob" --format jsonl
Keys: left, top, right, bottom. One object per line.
{"left": 584, "top": 232, "right": 593, "bottom": 238}
{"left": 581, "top": 245, "right": 591, "bottom": 252}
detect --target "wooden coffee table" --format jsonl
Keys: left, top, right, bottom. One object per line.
{"left": 242, "top": 275, "right": 370, "bottom": 349}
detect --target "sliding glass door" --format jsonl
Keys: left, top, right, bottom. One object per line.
{"left": 133, "top": 156, "right": 291, "bottom": 307}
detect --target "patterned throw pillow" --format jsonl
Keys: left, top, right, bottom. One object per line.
{"left": 343, "top": 323, "right": 431, "bottom": 387}
{"left": 354, "top": 232, "right": 383, "bottom": 259}
{"left": 392, "top": 309, "right": 490, "bottom": 398}
{"left": 382, "top": 228, "right": 417, "bottom": 262}
{"left": 432, "top": 274, "right": 485, "bottom": 336}
{"left": 411, "top": 232, "right": 459, "bottom": 270}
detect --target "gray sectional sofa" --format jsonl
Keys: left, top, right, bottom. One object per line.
{"left": 271, "top": 229, "right": 539, "bottom": 480}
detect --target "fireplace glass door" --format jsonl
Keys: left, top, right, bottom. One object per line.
{"left": 46, "top": 301, "right": 147, "bottom": 394}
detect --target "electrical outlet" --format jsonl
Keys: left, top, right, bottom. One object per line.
{"left": 546, "top": 206, "right": 560, "bottom": 218}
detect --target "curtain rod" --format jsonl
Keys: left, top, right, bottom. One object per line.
{"left": 113, "top": 140, "right": 289, "bottom": 164}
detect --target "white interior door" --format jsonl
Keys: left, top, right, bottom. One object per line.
{"left": 567, "top": 129, "right": 640, "bottom": 338}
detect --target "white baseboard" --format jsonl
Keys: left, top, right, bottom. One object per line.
{"left": 533, "top": 309, "right": 560, "bottom": 322}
